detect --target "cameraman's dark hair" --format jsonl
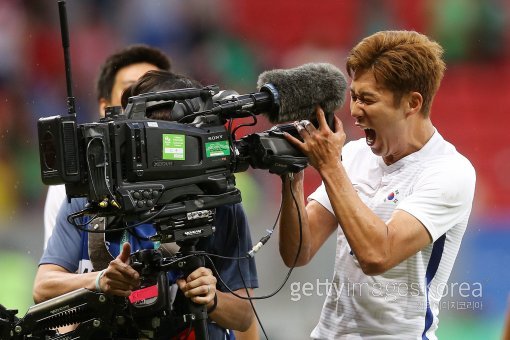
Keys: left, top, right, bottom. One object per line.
{"left": 121, "top": 70, "right": 203, "bottom": 121}
{"left": 96, "top": 44, "right": 171, "bottom": 102}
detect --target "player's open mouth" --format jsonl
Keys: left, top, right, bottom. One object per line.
{"left": 364, "top": 128, "right": 376, "bottom": 146}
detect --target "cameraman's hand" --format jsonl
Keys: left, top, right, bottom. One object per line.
{"left": 177, "top": 267, "right": 217, "bottom": 306}
{"left": 98, "top": 242, "right": 140, "bottom": 297}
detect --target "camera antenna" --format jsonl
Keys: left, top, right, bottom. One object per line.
{"left": 58, "top": 0, "right": 76, "bottom": 117}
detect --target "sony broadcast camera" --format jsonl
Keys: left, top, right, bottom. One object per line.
{"left": 37, "top": 83, "right": 312, "bottom": 239}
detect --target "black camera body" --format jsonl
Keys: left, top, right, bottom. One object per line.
{"left": 39, "top": 111, "right": 238, "bottom": 213}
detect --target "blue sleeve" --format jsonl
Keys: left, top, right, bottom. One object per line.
{"left": 206, "top": 203, "right": 259, "bottom": 292}
{"left": 39, "top": 198, "right": 87, "bottom": 273}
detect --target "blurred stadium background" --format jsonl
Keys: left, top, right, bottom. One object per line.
{"left": 0, "top": 1, "right": 509, "bottom": 339}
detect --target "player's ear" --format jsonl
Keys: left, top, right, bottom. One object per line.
{"left": 403, "top": 91, "right": 422, "bottom": 117}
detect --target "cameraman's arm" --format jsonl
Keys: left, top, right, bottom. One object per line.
{"left": 279, "top": 171, "right": 337, "bottom": 267}
{"left": 177, "top": 268, "right": 253, "bottom": 331}
{"left": 209, "top": 288, "right": 254, "bottom": 331}
{"left": 33, "top": 264, "right": 98, "bottom": 303}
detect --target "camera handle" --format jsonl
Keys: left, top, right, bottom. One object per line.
{"left": 131, "top": 243, "right": 210, "bottom": 340}
{"left": 131, "top": 240, "right": 211, "bottom": 340}
{"left": 170, "top": 245, "right": 210, "bottom": 340}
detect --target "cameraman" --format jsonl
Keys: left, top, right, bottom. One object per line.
{"left": 279, "top": 30, "right": 476, "bottom": 339}
{"left": 33, "top": 70, "right": 258, "bottom": 338}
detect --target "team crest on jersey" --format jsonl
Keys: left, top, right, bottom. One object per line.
{"left": 384, "top": 189, "right": 400, "bottom": 204}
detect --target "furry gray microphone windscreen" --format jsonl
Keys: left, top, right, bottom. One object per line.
{"left": 257, "top": 63, "right": 347, "bottom": 124}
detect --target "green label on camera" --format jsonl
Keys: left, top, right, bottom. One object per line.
{"left": 162, "top": 134, "right": 185, "bottom": 160}
{"left": 205, "top": 141, "right": 230, "bottom": 157}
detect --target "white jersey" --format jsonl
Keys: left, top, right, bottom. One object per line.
{"left": 43, "top": 184, "right": 67, "bottom": 249}
{"left": 308, "top": 130, "right": 476, "bottom": 340}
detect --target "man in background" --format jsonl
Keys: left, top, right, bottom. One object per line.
{"left": 43, "top": 44, "right": 171, "bottom": 248}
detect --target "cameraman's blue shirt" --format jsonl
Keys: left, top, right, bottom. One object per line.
{"left": 41, "top": 197, "right": 258, "bottom": 339}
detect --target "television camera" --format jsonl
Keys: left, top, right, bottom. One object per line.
{"left": 38, "top": 83, "right": 315, "bottom": 239}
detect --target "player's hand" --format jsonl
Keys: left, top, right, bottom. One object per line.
{"left": 284, "top": 106, "right": 346, "bottom": 172}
